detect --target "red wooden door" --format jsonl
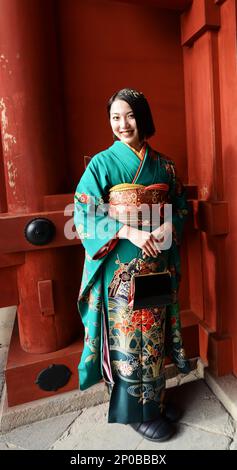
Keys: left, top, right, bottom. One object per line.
{"left": 182, "top": 0, "right": 237, "bottom": 376}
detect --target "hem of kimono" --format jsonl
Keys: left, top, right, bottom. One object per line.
{"left": 107, "top": 409, "right": 163, "bottom": 425}
{"left": 78, "top": 376, "right": 103, "bottom": 391}
{"left": 78, "top": 365, "right": 103, "bottom": 391}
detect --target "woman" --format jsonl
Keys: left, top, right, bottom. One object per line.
{"left": 74, "top": 88, "right": 190, "bottom": 442}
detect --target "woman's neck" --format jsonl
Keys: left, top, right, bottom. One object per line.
{"left": 126, "top": 141, "right": 144, "bottom": 152}
{"left": 123, "top": 141, "right": 147, "bottom": 160}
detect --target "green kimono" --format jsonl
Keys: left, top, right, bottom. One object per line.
{"left": 74, "top": 141, "right": 190, "bottom": 424}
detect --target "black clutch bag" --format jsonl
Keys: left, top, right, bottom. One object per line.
{"left": 132, "top": 271, "right": 172, "bottom": 310}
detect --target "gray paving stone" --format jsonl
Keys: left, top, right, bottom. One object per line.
{"left": 1, "top": 442, "right": 25, "bottom": 450}
{"left": 1, "top": 410, "right": 79, "bottom": 450}
{"left": 136, "top": 424, "right": 231, "bottom": 450}
{"left": 52, "top": 397, "right": 232, "bottom": 451}
{"left": 167, "top": 380, "right": 234, "bottom": 437}
{"left": 0, "top": 347, "right": 8, "bottom": 369}
{"left": 0, "top": 439, "right": 11, "bottom": 450}
{"left": 0, "top": 374, "right": 4, "bottom": 397}
{"left": 0, "top": 347, "right": 7, "bottom": 397}
{"left": 205, "top": 371, "right": 237, "bottom": 422}
{"left": 0, "top": 436, "right": 25, "bottom": 450}
{"left": 230, "top": 431, "right": 237, "bottom": 450}
{"left": 0, "top": 307, "right": 16, "bottom": 347}
{"left": 51, "top": 403, "right": 142, "bottom": 450}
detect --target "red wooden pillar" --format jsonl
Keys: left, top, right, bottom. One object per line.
{"left": 0, "top": 0, "right": 69, "bottom": 214}
{"left": 181, "top": 0, "right": 234, "bottom": 376}
{"left": 216, "top": 0, "right": 237, "bottom": 376}
{"left": 0, "top": 0, "right": 83, "bottom": 405}
{"left": 0, "top": 0, "right": 80, "bottom": 353}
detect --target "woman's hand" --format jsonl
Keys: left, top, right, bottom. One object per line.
{"left": 118, "top": 225, "right": 161, "bottom": 258}
{"left": 151, "top": 221, "right": 173, "bottom": 249}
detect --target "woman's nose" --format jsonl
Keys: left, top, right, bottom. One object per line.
{"left": 120, "top": 116, "right": 128, "bottom": 129}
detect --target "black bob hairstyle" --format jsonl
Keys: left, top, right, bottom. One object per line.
{"left": 107, "top": 88, "right": 156, "bottom": 142}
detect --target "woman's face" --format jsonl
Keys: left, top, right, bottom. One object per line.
{"left": 110, "top": 99, "right": 141, "bottom": 150}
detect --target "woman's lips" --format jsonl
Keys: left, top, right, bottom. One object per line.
{"left": 120, "top": 130, "right": 133, "bottom": 135}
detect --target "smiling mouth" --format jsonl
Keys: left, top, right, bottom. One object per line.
{"left": 120, "top": 130, "right": 133, "bottom": 135}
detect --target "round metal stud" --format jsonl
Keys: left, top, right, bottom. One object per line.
{"left": 24, "top": 218, "right": 55, "bottom": 246}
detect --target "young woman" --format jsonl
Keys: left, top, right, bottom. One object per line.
{"left": 74, "top": 88, "right": 190, "bottom": 442}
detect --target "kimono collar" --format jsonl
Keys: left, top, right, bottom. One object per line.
{"left": 124, "top": 142, "right": 147, "bottom": 160}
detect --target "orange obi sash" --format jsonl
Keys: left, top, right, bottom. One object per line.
{"left": 108, "top": 183, "right": 169, "bottom": 226}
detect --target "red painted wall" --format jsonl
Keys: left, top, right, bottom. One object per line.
{"left": 58, "top": 0, "right": 188, "bottom": 187}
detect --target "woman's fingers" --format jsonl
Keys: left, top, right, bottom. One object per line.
{"left": 128, "top": 228, "right": 162, "bottom": 256}
{"left": 143, "top": 248, "right": 151, "bottom": 257}
{"left": 150, "top": 233, "right": 161, "bottom": 255}
{"left": 147, "top": 240, "right": 159, "bottom": 257}
{"left": 142, "top": 243, "right": 161, "bottom": 258}
{"left": 142, "top": 236, "right": 161, "bottom": 258}
{"left": 142, "top": 242, "right": 154, "bottom": 257}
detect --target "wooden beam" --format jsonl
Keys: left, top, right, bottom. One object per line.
{"left": 113, "top": 0, "right": 192, "bottom": 11}
{"left": 181, "top": 0, "right": 220, "bottom": 46}
{"left": 0, "top": 209, "right": 81, "bottom": 254}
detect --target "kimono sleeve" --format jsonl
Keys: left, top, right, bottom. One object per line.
{"left": 168, "top": 162, "right": 189, "bottom": 245}
{"left": 74, "top": 159, "right": 123, "bottom": 259}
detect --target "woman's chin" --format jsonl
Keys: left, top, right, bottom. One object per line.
{"left": 120, "top": 136, "right": 138, "bottom": 147}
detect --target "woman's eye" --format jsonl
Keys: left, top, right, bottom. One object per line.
{"left": 112, "top": 116, "right": 119, "bottom": 120}
{"left": 128, "top": 114, "right": 134, "bottom": 119}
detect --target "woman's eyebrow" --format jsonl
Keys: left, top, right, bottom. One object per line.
{"left": 111, "top": 111, "right": 133, "bottom": 115}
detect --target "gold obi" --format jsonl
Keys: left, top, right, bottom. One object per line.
{"left": 108, "top": 183, "right": 169, "bottom": 226}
